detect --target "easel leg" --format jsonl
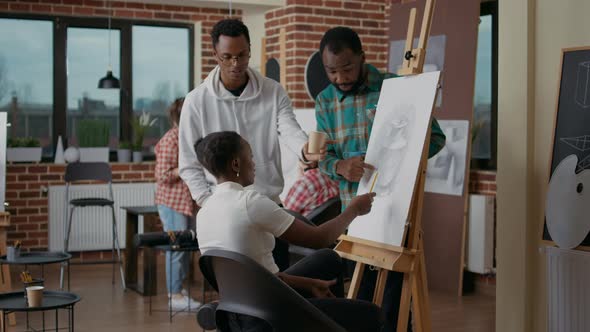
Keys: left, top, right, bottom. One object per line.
{"left": 397, "top": 270, "right": 415, "bottom": 332}
{"left": 347, "top": 262, "right": 365, "bottom": 299}
{"left": 372, "top": 268, "right": 388, "bottom": 307}
{"left": 413, "top": 247, "right": 432, "bottom": 331}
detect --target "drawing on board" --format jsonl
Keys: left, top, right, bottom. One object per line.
{"left": 575, "top": 61, "right": 590, "bottom": 108}
{"left": 348, "top": 71, "right": 441, "bottom": 246}
{"left": 389, "top": 35, "right": 446, "bottom": 107}
{"left": 425, "top": 120, "right": 469, "bottom": 196}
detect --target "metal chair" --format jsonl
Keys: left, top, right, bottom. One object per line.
{"left": 59, "top": 162, "right": 125, "bottom": 290}
{"left": 198, "top": 249, "right": 346, "bottom": 332}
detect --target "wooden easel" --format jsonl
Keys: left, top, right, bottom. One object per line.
{"left": 0, "top": 212, "right": 15, "bottom": 327}
{"left": 334, "top": 1, "right": 436, "bottom": 331}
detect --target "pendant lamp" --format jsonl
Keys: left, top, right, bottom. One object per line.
{"left": 98, "top": 0, "right": 120, "bottom": 89}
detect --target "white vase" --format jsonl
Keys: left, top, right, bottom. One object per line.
{"left": 132, "top": 151, "right": 143, "bottom": 163}
{"left": 117, "top": 149, "right": 131, "bottom": 163}
{"left": 54, "top": 136, "right": 65, "bottom": 164}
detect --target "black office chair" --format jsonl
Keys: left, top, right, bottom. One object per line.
{"left": 284, "top": 197, "right": 342, "bottom": 257}
{"left": 59, "top": 162, "right": 125, "bottom": 290}
{"left": 305, "top": 197, "right": 341, "bottom": 226}
{"left": 198, "top": 249, "right": 346, "bottom": 332}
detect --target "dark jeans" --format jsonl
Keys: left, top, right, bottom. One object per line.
{"left": 357, "top": 268, "right": 412, "bottom": 332}
{"left": 272, "top": 237, "right": 290, "bottom": 272}
{"left": 228, "top": 249, "right": 383, "bottom": 332}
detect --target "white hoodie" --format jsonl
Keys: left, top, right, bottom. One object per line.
{"left": 178, "top": 66, "right": 308, "bottom": 206}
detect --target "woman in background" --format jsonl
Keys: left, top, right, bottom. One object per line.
{"left": 155, "top": 98, "right": 200, "bottom": 309}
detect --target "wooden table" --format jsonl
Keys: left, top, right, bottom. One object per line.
{"left": 122, "top": 206, "right": 160, "bottom": 296}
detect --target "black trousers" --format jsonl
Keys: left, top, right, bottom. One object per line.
{"left": 228, "top": 249, "right": 383, "bottom": 332}
{"left": 357, "top": 267, "right": 412, "bottom": 332}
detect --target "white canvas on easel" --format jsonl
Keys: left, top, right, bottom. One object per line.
{"left": 348, "top": 71, "right": 441, "bottom": 246}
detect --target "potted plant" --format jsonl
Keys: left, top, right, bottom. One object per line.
{"left": 117, "top": 141, "right": 131, "bottom": 163}
{"left": 6, "top": 137, "right": 42, "bottom": 163}
{"left": 77, "top": 119, "right": 110, "bottom": 162}
{"left": 131, "top": 111, "right": 157, "bottom": 163}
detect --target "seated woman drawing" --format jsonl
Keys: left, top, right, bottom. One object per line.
{"left": 195, "top": 131, "right": 382, "bottom": 332}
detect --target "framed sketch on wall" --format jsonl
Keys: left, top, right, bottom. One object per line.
{"left": 425, "top": 120, "right": 469, "bottom": 196}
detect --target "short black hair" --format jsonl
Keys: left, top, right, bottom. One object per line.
{"left": 195, "top": 131, "right": 244, "bottom": 178}
{"left": 319, "top": 27, "right": 363, "bottom": 56}
{"left": 210, "top": 19, "right": 251, "bottom": 49}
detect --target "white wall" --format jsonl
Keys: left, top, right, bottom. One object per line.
{"left": 497, "top": 1, "right": 590, "bottom": 331}
{"left": 241, "top": 5, "right": 268, "bottom": 73}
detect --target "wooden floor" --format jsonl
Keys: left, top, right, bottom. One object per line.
{"left": 2, "top": 256, "right": 495, "bottom": 331}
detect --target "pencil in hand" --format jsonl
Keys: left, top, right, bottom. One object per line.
{"left": 369, "top": 171, "right": 379, "bottom": 193}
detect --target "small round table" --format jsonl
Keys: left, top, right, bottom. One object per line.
{"left": 0, "top": 291, "right": 80, "bottom": 332}
{"left": 0, "top": 252, "right": 72, "bottom": 291}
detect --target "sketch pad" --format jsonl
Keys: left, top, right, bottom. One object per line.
{"left": 348, "top": 71, "right": 441, "bottom": 247}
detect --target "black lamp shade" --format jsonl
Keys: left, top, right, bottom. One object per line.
{"left": 98, "top": 70, "right": 120, "bottom": 89}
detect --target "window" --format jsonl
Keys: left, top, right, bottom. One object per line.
{"left": 0, "top": 13, "right": 193, "bottom": 160}
{"left": 132, "top": 26, "right": 189, "bottom": 148}
{"left": 0, "top": 18, "right": 53, "bottom": 155}
{"left": 471, "top": 2, "right": 497, "bottom": 170}
{"left": 67, "top": 27, "right": 121, "bottom": 149}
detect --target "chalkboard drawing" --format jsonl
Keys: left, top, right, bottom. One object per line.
{"left": 348, "top": 71, "right": 440, "bottom": 246}
{"left": 561, "top": 135, "right": 590, "bottom": 151}
{"left": 575, "top": 61, "right": 590, "bottom": 108}
{"left": 576, "top": 154, "right": 590, "bottom": 173}
{"left": 545, "top": 154, "right": 590, "bottom": 249}
{"left": 372, "top": 104, "right": 415, "bottom": 195}
{"left": 425, "top": 120, "right": 469, "bottom": 196}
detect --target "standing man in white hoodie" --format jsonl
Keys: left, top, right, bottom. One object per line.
{"left": 178, "top": 19, "right": 322, "bottom": 271}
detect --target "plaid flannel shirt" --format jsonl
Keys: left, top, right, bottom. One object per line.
{"left": 283, "top": 168, "right": 340, "bottom": 217}
{"left": 155, "top": 127, "right": 196, "bottom": 217}
{"left": 316, "top": 64, "right": 446, "bottom": 209}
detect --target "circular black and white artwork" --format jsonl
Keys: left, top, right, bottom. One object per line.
{"left": 265, "top": 58, "right": 280, "bottom": 83}
{"left": 304, "top": 51, "right": 331, "bottom": 101}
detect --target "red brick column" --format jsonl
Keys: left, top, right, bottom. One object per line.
{"left": 265, "top": 0, "right": 392, "bottom": 108}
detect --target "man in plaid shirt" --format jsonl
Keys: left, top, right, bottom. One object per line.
{"left": 283, "top": 161, "right": 339, "bottom": 217}
{"left": 315, "top": 27, "right": 446, "bottom": 332}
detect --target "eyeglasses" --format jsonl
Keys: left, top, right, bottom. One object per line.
{"left": 216, "top": 53, "right": 250, "bottom": 66}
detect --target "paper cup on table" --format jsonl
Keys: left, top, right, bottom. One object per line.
{"left": 26, "top": 286, "right": 43, "bottom": 307}
{"left": 6, "top": 246, "right": 20, "bottom": 261}
{"left": 308, "top": 131, "right": 327, "bottom": 154}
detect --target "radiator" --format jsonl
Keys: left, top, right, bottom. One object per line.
{"left": 546, "top": 247, "right": 590, "bottom": 332}
{"left": 465, "top": 194, "right": 495, "bottom": 274}
{"left": 48, "top": 182, "right": 156, "bottom": 251}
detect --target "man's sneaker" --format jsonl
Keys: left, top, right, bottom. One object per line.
{"left": 167, "top": 288, "right": 189, "bottom": 298}
{"left": 169, "top": 295, "right": 201, "bottom": 310}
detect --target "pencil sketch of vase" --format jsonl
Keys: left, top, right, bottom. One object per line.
{"left": 373, "top": 104, "right": 415, "bottom": 195}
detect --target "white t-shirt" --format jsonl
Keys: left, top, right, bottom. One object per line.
{"left": 197, "top": 182, "right": 295, "bottom": 274}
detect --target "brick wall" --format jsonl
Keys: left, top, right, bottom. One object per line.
{"left": 5, "top": 162, "right": 156, "bottom": 251}
{"left": 264, "top": 0, "right": 392, "bottom": 108}
{"left": 469, "top": 170, "right": 496, "bottom": 195}
{"left": 0, "top": 0, "right": 242, "bottom": 80}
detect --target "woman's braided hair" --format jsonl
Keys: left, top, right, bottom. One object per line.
{"left": 195, "top": 131, "right": 243, "bottom": 178}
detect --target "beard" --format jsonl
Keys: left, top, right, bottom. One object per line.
{"left": 333, "top": 65, "right": 366, "bottom": 95}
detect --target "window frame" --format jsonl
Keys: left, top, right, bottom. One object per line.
{"left": 471, "top": 1, "right": 498, "bottom": 170}
{"left": 0, "top": 13, "right": 194, "bottom": 155}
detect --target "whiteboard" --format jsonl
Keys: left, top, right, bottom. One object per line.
{"left": 348, "top": 72, "right": 440, "bottom": 246}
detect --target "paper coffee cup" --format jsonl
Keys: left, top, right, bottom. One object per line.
{"left": 26, "top": 286, "right": 43, "bottom": 307}
{"left": 308, "top": 131, "right": 327, "bottom": 154}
